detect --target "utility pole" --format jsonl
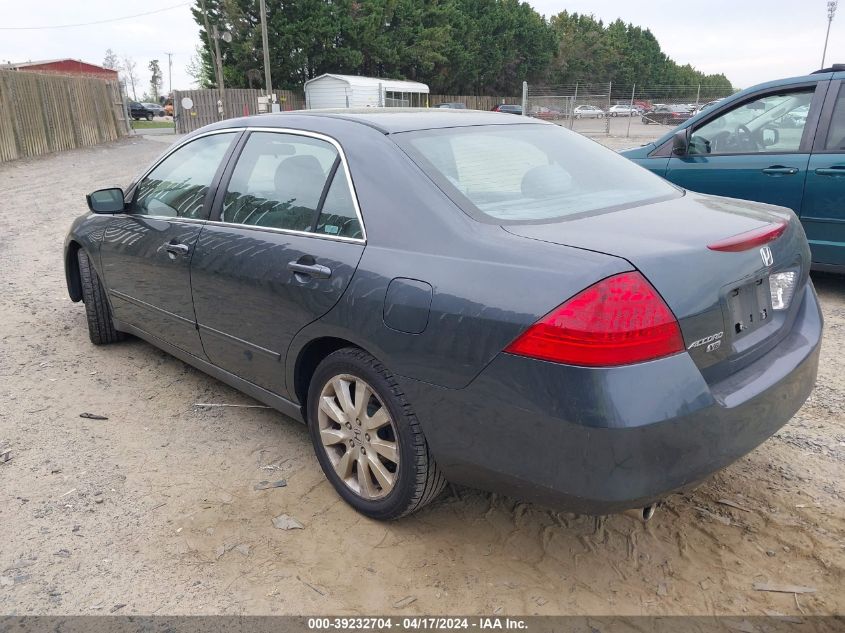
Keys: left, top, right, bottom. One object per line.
{"left": 212, "top": 25, "right": 226, "bottom": 119}
{"left": 259, "top": 0, "right": 273, "bottom": 98}
{"left": 165, "top": 52, "right": 173, "bottom": 95}
{"left": 822, "top": 1, "right": 838, "bottom": 68}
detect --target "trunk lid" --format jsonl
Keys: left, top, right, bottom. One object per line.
{"left": 502, "top": 192, "right": 811, "bottom": 380}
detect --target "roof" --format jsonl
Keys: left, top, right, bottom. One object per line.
{"left": 210, "top": 108, "right": 546, "bottom": 135}
{"left": 304, "top": 73, "right": 429, "bottom": 93}
{"left": 0, "top": 58, "right": 117, "bottom": 74}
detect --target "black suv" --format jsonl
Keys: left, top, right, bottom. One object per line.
{"left": 127, "top": 101, "right": 154, "bottom": 121}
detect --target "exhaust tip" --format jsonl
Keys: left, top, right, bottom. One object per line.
{"left": 624, "top": 503, "right": 659, "bottom": 522}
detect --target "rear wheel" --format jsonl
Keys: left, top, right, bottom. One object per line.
{"left": 307, "top": 347, "right": 446, "bottom": 520}
{"left": 77, "top": 250, "right": 125, "bottom": 345}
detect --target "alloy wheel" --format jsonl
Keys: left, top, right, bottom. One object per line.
{"left": 317, "top": 374, "right": 400, "bottom": 500}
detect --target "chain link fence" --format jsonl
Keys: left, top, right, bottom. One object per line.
{"left": 524, "top": 82, "right": 734, "bottom": 137}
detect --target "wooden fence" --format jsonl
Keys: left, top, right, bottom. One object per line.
{"left": 0, "top": 70, "right": 128, "bottom": 163}
{"left": 174, "top": 88, "right": 305, "bottom": 134}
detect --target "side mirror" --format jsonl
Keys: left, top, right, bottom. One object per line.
{"left": 762, "top": 127, "right": 779, "bottom": 147}
{"left": 86, "top": 188, "right": 125, "bottom": 214}
{"left": 672, "top": 129, "right": 689, "bottom": 156}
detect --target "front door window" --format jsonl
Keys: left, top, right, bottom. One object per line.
{"left": 689, "top": 89, "right": 814, "bottom": 155}
{"left": 131, "top": 132, "right": 236, "bottom": 219}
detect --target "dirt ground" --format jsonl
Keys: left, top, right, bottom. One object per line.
{"left": 0, "top": 134, "right": 843, "bottom": 617}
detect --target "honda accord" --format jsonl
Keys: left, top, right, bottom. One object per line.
{"left": 64, "top": 110, "right": 822, "bottom": 520}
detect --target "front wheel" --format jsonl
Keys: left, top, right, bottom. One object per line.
{"left": 307, "top": 347, "right": 446, "bottom": 520}
{"left": 145, "top": 113, "right": 153, "bottom": 121}
{"left": 77, "top": 250, "right": 125, "bottom": 345}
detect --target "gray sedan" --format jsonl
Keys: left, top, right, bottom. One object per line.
{"left": 64, "top": 110, "right": 821, "bottom": 520}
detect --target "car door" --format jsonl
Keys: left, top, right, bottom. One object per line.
{"left": 190, "top": 130, "right": 366, "bottom": 398}
{"left": 99, "top": 131, "right": 240, "bottom": 357}
{"left": 662, "top": 83, "right": 828, "bottom": 214}
{"left": 801, "top": 79, "right": 845, "bottom": 266}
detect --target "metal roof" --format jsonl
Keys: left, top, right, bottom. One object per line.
{"left": 304, "top": 74, "right": 429, "bottom": 93}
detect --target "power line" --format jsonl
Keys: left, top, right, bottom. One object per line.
{"left": 0, "top": 2, "right": 190, "bottom": 31}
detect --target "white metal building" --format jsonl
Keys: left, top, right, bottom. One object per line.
{"left": 304, "top": 74, "right": 430, "bottom": 109}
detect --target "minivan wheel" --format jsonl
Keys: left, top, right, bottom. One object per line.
{"left": 145, "top": 113, "right": 153, "bottom": 121}
{"left": 77, "top": 250, "right": 125, "bottom": 345}
{"left": 307, "top": 347, "right": 446, "bottom": 520}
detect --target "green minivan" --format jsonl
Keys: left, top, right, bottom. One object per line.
{"left": 622, "top": 65, "right": 845, "bottom": 271}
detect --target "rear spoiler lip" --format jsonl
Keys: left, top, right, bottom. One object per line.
{"left": 707, "top": 220, "right": 789, "bottom": 253}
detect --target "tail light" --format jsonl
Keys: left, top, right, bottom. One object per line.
{"left": 707, "top": 220, "right": 788, "bottom": 252}
{"left": 504, "top": 272, "right": 684, "bottom": 367}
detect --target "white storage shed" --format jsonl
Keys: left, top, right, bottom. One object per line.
{"left": 304, "top": 74, "right": 430, "bottom": 109}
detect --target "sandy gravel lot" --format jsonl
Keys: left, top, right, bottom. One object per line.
{"left": 0, "top": 134, "right": 843, "bottom": 617}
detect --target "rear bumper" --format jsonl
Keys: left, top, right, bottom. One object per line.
{"left": 400, "top": 283, "right": 822, "bottom": 514}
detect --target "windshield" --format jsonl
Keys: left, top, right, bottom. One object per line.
{"left": 396, "top": 124, "right": 679, "bottom": 223}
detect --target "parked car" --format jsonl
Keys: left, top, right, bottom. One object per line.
{"left": 490, "top": 103, "right": 522, "bottom": 115}
{"left": 623, "top": 64, "right": 845, "bottom": 270}
{"left": 699, "top": 99, "right": 723, "bottom": 112}
{"left": 143, "top": 102, "right": 166, "bottom": 117}
{"left": 66, "top": 110, "right": 821, "bottom": 520}
{"left": 529, "top": 106, "right": 560, "bottom": 120}
{"left": 127, "top": 101, "right": 154, "bottom": 121}
{"left": 642, "top": 105, "right": 693, "bottom": 125}
{"left": 435, "top": 102, "right": 467, "bottom": 109}
{"left": 573, "top": 105, "right": 605, "bottom": 119}
{"left": 608, "top": 104, "right": 638, "bottom": 117}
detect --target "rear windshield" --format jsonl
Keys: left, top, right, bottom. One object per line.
{"left": 396, "top": 124, "right": 679, "bottom": 223}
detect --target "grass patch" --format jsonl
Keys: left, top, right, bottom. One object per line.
{"left": 130, "top": 120, "right": 174, "bottom": 130}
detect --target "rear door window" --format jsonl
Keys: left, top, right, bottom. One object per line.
{"left": 221, "top": 131, "right": 363, "bottom": 238}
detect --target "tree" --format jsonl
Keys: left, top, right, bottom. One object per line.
{"left": 186, "top": 45, "right": 214, "bottom": 88}
{"left": 189, "top": 1, "right": 732, "bottom": 96}
{"left": 103, "top": 49, "right": 121, "bottom": 71}
{"left": 121, "top": 55, "right": 139, "bottom": 100}
{"left": 148, "top": 59, "right": 163, "bottom": 101}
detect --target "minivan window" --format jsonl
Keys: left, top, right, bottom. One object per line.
{"left": 689, "top": 89, "right": 813, "bottom": 155}
{"left": 398, "top": 124, "right": 679, "bottom": 222}
{"left": 824, "top": 84, "right": 845, "bottom": 151}
{"left": 222, "top": 132, "right": 337, "bottom": 231}
{"left": 132, "top": 132, "right": 236, "bottom": 218}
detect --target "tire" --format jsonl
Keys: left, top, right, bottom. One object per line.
{"left": 145, "top": 113, "right": 153, "bottom": 121}
{"left": 307, "top": 347, "right": 446, "bottom": 520}
{"left": 77, "top": 250, "right": 125, "bottom": 345}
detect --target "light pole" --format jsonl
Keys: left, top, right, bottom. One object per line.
{"left": 259, "top": 0, "right": 273, "bottom": 99}
{"left": 165, "top": 52, "right": 173, "bottom": 96}
{"left": 822, "top": 1, "right": 838, "bottom": 68}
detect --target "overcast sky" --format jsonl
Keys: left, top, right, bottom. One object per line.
{"left": 1, "top": 0, "right": 842, "bottom": 94}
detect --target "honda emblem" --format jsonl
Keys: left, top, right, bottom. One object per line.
{"left": 760, "top": 246, "right": 774, "bottom": 267}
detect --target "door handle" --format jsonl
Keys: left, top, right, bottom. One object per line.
{"left": 287, "top": 261, "right": 332, "bottom": 279}
{"left": 815, "top": 166, "right": 845, "bottom": 177}
{"left": 761, "top": 166, "right": 798, "bottom": 176}
{"left": 165, "top": 243, "right": 190, "bottom": 256}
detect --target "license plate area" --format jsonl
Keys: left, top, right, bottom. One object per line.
{"left": 727, "top": 277, "right": 772, "bottom": 340}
